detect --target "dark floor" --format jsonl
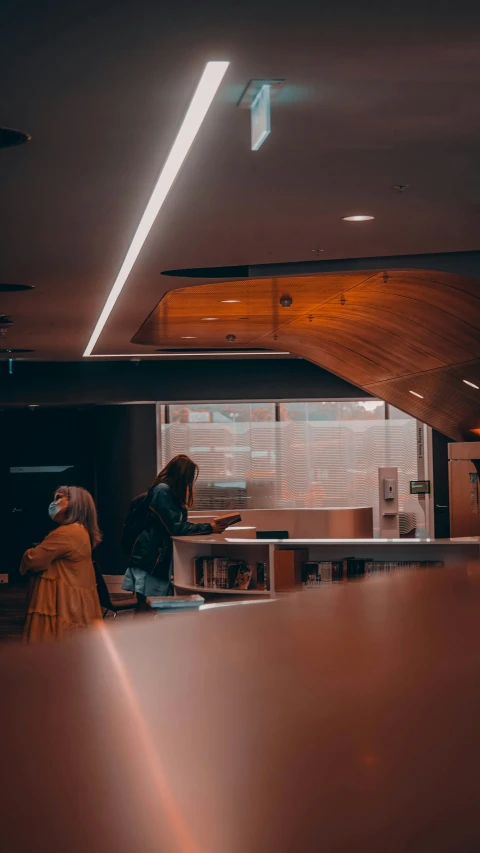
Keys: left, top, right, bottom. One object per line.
{"left": 0, "top": 585, "right": 28, "bottom": 643}
{"left": 0, "top": 585, "right": 135, "bottom": 643}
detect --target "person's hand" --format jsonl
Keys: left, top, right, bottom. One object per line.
{"left": 211, "top": 519, "right": 229, "bottom": 534}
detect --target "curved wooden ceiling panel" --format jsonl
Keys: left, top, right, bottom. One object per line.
{"left": 133, "top": 268, "right": 480, "bottom": 440}
{"left": 322, "top": 304, "right": 472, "bottom": 363}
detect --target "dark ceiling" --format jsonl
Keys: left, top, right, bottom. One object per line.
{"left": 0, "top": 0, "right": 479, "bottom": 361}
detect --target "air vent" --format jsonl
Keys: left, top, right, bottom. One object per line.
{"left": 0, "top": 283, "right": 33, "bottom": 292}
{"left": 0, "top": 127, "right": 31, "bottom": 148}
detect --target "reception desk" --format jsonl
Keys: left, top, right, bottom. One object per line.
{"left": 190, "top": 506, "right": 374, "bottom": 539}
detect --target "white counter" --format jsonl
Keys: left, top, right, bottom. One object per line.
{"left": 176, "top": 536, "right": 480, "bottom": 546}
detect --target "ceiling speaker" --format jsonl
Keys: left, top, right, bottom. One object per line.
{"left": 0, "top": 348, "right": 34, "bottom": 354}
{"left": 0, "top": 283, "right": 33, "bottom": 292}
{"left": 0, "top": 127, "right": 31, "bottom": 148}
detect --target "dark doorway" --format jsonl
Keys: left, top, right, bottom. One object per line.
{"left": 0, "top": 405, "right": 156, "bottom": 581}
{"left": 0, "top": 409, "right": 96, "bottom": 580}
{"left": 7, "top": 466, "right": 85, "bottom": 582}
{"left": 432, "top": 430, "right": 450, "bottom": 539}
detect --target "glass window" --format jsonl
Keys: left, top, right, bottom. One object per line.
{"left": 157, "top": 400, "right": 431, "bottom": 535}
{"left": 337, "top": 400, "right": 385, "bottom": 421}
{"left": 388, "top": 405, "right": 414, "bottom": 420}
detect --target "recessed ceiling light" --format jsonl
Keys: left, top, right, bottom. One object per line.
{"left": 201, "top": 317, "right": 219, "bottom": 321}
{"left": 409, "top": 390, "right": 424, "bottom": 399}
{"left": 463, "top": 380, "right": 480, "bottom": 390}
{"left": 181, "top": 336, "right": 197, "bottom": 339}
{"left": 83, "top": 60, "right": 229, "bottom": 357}
{"left": 341, "top": 215, "right": 375, "bottom": 222}
{"left": 221, "top": 299, "right": 241, "bottom": 303}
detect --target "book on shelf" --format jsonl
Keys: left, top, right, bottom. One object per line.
{"left": 213, "top": 557, "right": 240, "bottom": 589}
{"left": 319, "top": 561, "right": 343, "bottom": 582}
{"left": 301, "top": 557, "right": 448, "bottom": 586}
{"left": 331, "top": 561, "right": 343, "bottom": 581}
{"left": 233, "top": 564, "right": 253, "bottom": 590}
{"left": 205, "top": 558, "right": 215, "bottom": 588}
{"left": 302, "top": 561, "right": 320, "bottom": 585}
{"left": 194, "top": 557, "right": 205, "bottom": 586}
{"left": 301, "top": 560, "right": 344, "bottom": 586}
{"left": 193, "top": 556, "right": 258, "bottom": 590}
{"left": 365, "top": 559, "right": 444, "bottom": 573}
{"left": 346, "top": 558, "right": 366, "bottom": 578}
{"left": 301, "top": 558, "right": 446, "bottom": 586}
{"left": 256, "top": 561, "right": 268, "bottom": 591}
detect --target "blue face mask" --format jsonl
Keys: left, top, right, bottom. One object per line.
{"left": 48, "top": 501, "right": 61, "bottom": 520}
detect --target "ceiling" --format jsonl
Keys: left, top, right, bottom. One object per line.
{"left": 1, "top": 0, "right": 480, "bottom": 368}
{"left": 134, "top": 265, "right": 480, "bottom": 439}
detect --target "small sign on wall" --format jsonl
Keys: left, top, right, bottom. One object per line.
{"left": 417, "top": 426, "right": 424, "bottom": 459}
{"left": 10, "top": 465, "right": 74, "bottom": 474}
{"left": 410, "top": 480, "right": 431, "bottom": 495}
{"left": 469, "top": 473, "right": 479, "bottom": 514}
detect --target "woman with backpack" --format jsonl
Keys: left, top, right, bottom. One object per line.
{"left": 122, "top": 454, "right": 230, "bottom": 610}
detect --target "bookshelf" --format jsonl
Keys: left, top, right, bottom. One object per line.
{"left": 173, "top": 537, "right": 274, "bottom": 596}
{"left": 173, "top": 533, "right": 480, "bottom": 598}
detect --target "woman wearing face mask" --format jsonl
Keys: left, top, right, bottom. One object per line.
{"left": 20, "top": 486, "right": 102, "bottom": 643}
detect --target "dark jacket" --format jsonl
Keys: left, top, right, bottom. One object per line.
{"left": 128, "top": 483, "right": 212, "bottom": 580}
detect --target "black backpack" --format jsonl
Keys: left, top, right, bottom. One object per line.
{"left": 121, "top": 491, "right": 150, "bottom": 556}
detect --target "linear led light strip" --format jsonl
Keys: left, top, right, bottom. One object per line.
{"left": 83, "top": 61, "right": 230, "bottom": 357}
{"left": 87, "top": 351, "right": 290, "bottom": 358}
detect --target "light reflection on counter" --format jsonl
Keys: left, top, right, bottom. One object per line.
{"left": 174, "top": 536, "right": 480, "bottom": 546}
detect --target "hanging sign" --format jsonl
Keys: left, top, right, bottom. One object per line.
{"left": 251, "top": 84, "right": 271, "bottom": 151}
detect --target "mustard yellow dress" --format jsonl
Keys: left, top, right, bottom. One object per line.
{"left": 20, "top": 522, "right": 102, "bottom": 643}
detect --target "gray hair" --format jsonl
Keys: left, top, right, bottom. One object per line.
{"left": 56, "top": 485, "right": 102, "bottom": 548}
